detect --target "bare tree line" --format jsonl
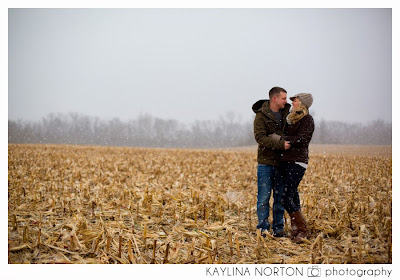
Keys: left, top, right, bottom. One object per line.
{"left": 313, "top": 119, "right": 392, "bottom": 146}
{"left": 8, "top": 112, "right": 391, "bottom": 148}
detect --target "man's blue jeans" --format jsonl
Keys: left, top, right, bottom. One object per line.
{"left": 256, "top": 164, "right": 284, "bottom": 233}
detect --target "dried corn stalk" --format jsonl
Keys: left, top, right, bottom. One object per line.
{"left": 8, "top": 144, "right": 391, "bottom": 264}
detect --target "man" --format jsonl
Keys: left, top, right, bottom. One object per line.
{"left": 252, "top": 87, "right": 291, "bottom": 237}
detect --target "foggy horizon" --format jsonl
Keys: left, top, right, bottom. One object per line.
{"left": 9, "top": 8, "right": 392, "bottom": 125}
{"left": 7, "top": 109, "right": 392, "bottom": 126}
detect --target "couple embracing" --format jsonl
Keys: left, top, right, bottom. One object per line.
{"left": 252, "top": 86, "right": 314, "bottom": 244}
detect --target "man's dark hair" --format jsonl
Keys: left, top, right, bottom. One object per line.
{"left": 269, "top": 87, "right": 287, "bottom": 99}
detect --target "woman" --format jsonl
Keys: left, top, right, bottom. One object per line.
{"left": 279, "top": 93, "right": 314, "bottom": 243}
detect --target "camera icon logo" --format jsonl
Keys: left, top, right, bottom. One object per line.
{"left": 307, "top": 266, "right": 321, "bottom": 277}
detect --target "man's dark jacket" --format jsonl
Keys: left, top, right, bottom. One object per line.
{"left": 252, "top": 100, "right": 291, "bottom": 166}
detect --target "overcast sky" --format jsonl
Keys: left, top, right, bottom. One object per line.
{"left": 8, "top": 8, "right": 392, "bottom": 124}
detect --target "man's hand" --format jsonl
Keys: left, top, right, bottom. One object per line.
{"left": 284, "top": 141, "right": 291, "bottom": 150}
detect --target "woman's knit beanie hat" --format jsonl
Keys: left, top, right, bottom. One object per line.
{"left": 289, "top": 93, "right": 313, "bottom": 108}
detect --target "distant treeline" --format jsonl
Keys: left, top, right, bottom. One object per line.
{"left": 8, "top": 112, "right": 391, "bottom": 148}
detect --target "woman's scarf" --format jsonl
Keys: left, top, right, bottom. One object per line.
{"left": 287, "top": 104, "right": 309, "bottom": 125}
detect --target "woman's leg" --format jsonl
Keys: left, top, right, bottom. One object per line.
{"left": 280, "top": 162, "right": 305, "bottom": 213}
{"left": 280, "top": 162, "right": 309, "bottom": 241}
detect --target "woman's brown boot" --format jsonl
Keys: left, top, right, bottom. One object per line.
{"left": 289, "top": 212, "right": 300, "bottom": 240}
{"left": 290, "top": 211, "right": 311, "bottom": 243}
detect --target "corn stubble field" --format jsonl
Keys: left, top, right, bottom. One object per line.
{"left": 8, "top": 144, "right": 392, "bottom": 264}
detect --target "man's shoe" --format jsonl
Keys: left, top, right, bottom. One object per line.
{"left": 273, "top": 230, "right": 286, "bottom": 238}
